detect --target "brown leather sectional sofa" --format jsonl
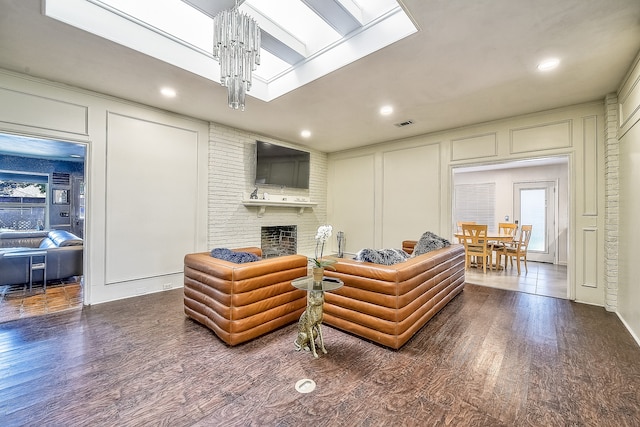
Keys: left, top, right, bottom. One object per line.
{"left": 183, "top": 247, "right": 308, "bottom": 346}
{"left": 323, "top": 243, "right": 465, "bottom": 349}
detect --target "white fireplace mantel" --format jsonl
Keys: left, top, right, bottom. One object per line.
{"left": 242, "top": 197, "right": 317, "bottom": 217}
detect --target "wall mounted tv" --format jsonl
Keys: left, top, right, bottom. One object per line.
{"left": 255, "top": 141, "right": 310, "bottom": 189}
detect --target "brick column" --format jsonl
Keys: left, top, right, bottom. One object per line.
{"left": 604, "top": 93, "right": 619, "bottom": 312}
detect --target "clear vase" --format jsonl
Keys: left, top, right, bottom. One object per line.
{"left": 312, "top": 267, "right": 324, "bottom": 283}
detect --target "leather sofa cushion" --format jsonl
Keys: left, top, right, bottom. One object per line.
{"left": 39, "top": 238, "right": 57, "bottom": 249}
{"left": 48, "top": 230, "right": 83, "bottom": 247}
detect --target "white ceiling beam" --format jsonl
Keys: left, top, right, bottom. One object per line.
{"left": 241, "top": 3, "right": 307, "bottom": 57}
{"left": 240, "top": 3, "right": 307, "bottom": 64}
{"left": 301, "top": 0, "right": 362, "bottom": 36}
{"left": 181, "top": 0, "right": 305, "bottom": 65}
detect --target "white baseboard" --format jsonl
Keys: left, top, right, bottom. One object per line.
{"left": 617, "top": 312, "right": 640, "bottom": 348}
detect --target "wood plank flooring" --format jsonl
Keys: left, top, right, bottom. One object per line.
{"left": 0, "top": 284, "right": 638, "bottom": 426}
{"left": 0, "top": 280, "right": 82, "bottom": 322}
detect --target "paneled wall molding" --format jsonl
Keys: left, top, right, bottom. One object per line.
{"left": 0, "top": 68, "right": 211, "bottom": 305}
{"left": 0, "top": 87, "right": 88, "bottom": 136}
{"left": 450, "top": 132, "right": 497, "bottom": 161}
{"left": 381, "top": 143, "right": 441, "bottom": 246}
{"left": 604, "top": 93, "right": 619, "bottom": 312}
{"left": 582, "top": 115, "right": 598, "bottom": 216}
{"left": 618, "top": 51, "right": 640, "bottom": 136}
{"left": 329, "top": 100, "right": 606, "bottom": 306}
{"left": 581, "top": 227, "right": 598, "bottom": 288}
{"left": 510, "top": 120, "right": 573, "bottom": 154}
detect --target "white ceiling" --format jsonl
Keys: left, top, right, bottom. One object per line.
{"left": 0, "top": 0, "right": 639, "bottom": 153}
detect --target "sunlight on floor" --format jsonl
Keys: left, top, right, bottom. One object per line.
{"left": 464, "top": 261, "right": 567, "bottom": 299}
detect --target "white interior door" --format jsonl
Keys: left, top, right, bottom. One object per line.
{"left": 514, "top": 181, "right": 557, "bottom": 263}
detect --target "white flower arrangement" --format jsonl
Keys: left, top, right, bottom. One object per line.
{"left": 311, "top": 225, "right": 336, "bottom": 268}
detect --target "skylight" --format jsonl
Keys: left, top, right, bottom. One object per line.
{"left": 44, "top": 0, "right": 417, "bottom": 102}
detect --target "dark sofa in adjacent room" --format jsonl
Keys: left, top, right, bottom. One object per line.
{"left": 0, "top": 229, "right": 83, "bottom": 286}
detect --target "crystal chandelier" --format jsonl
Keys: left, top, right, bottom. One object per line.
{"left": 212, "top": 0, "right": 261, "bottom": 111}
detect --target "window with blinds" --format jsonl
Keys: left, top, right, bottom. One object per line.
{"left": 454, "top": 183, "right": 496, "bottom": 232}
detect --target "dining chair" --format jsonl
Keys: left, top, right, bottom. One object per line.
{"left": 503, "top": 224, "right": 532, "bottom": 274}
{"left": 456, "top": 221, "right": 477, "bottom": 244}
{"left": 461, "top": 224, "right": 490, "bottom": 273}
{"left": 491, "top": 222, "right": 518, "bottom": 267}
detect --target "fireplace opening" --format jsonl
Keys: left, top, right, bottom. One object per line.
{"left": 261, "top": 225, "right": 297, "bottom": 258}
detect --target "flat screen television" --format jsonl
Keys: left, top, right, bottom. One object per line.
{"left": 255, "top": 141, "right": 310, "bottom": 189}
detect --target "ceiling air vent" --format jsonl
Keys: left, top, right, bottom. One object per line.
{"left": 394, "top": 120, "right": 414, "bottom": 128}
{"left": 52, "top": 172, "right": 71, "bottom": 186}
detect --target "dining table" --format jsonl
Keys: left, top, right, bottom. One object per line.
{"left": 454, "top": 231, "right": 516, "bottom": 270}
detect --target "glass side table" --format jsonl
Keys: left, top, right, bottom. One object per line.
{"left": 4, "top": 250, "right": 47, "bottom": 293}
{"left": 291, "top": 275, "right": 343, "bottom": 358}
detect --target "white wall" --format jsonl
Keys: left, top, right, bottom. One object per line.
{"left": 328, "top": 102, "right": 605, "bottom": 306}
{"left": 617, "top": 53, "right": 640, "bottom": 343}
{"left": 0, "top": 69, "right": 209, "bottom": 304}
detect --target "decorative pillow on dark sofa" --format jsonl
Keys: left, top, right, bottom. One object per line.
{"left": 411, "top": 231, "right": 450, "bottom": 257}
{"left": 353, "top": 248, "right": 410, "bottom": 265}
{"left": 210, "top": 248, "right": 260, "bottom": 263}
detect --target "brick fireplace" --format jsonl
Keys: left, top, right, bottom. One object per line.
{"left": 261, "top": 225, "right": 297, "bottom": 258}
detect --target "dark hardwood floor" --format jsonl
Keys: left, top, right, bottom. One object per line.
{"left": 1, "top": 284, "right": 639, "bottom": 426}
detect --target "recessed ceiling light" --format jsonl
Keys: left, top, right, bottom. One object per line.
{"left": 301, "top": 130, "right": 311, "bottom": 138}
{"left": 537, "top": 58, "right": 560, "bottom": 71}
{"left": 380, "top": 105, "right": 394, "bottom": 116}
{"left": 160, "top": 87, "right": 177, "bottom": 98}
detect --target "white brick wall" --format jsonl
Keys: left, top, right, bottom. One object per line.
{"left": 208, "top": 122, "right": 328, "bottom": 258}
{"left": 604, "top": 93, "right": 619, "bottom": 312}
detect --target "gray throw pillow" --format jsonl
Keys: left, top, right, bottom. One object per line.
{"left": 411, "top": 231, "right": 450, "bottom": 257}
{"left": 353, "top": 248, "right": 410, "bottom": 265}
{"left": 210, "top": 248, "right": 260, "bottom": 263}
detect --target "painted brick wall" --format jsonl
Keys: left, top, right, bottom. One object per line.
{"left": 208, "top": 122, "right": 328, "bottom": 258}
{"left": 605, "top": 93, "right": 619, "bottom": 312}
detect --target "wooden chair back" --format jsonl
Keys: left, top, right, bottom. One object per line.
{"left": 498, "top": 222, "right": 518, "bottom": 237}
{"left": 456, "top": 221, "right": 477, "bottom": 243}
{"left": 461, "top": 224, "right": 490, "bottom": 273}
{"left": 516, "top": 225, "right": 532, "bottom": 250}
{"left": 504, "top": 225, "right": 533, "bottom": 274}
{"left": 457, "top": 221, "right": 477, "bottom": 233}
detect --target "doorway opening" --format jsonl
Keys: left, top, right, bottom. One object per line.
{"left": 0, "top": 133, "right": 86, "bottom": 322}
{"left": 452, "top": 156, "right": 569, "bottom": 298}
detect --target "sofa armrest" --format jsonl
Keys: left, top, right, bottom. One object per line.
{"left": 184, "top": 250, "right": 307, "bottom": 282}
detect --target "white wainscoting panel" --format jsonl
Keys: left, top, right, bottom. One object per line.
{"left": 619, "top": 55, "right": 640, "bottom": 135}
{"left": 582, "top": 116, "right": 598, "bottom": 215}
{"left": 0, "top": 87, "right": 88, "bottom": 135}
{"left": 382, "top": 144, "right": 440, "bottom": 247}
{"left": 329, "top": 154, "right": 375, "bottom": 253}
{"left": 582, "top": 227, "right": 598, "bottom": 288}
{"left": 105, "top": 112, "right": 199, "bottom": 284}
{"left": 510, "top": 120, "right": 572, "bottom": 154}
{"left": 451, "top": 132, "right": 497, "bottom": 161}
